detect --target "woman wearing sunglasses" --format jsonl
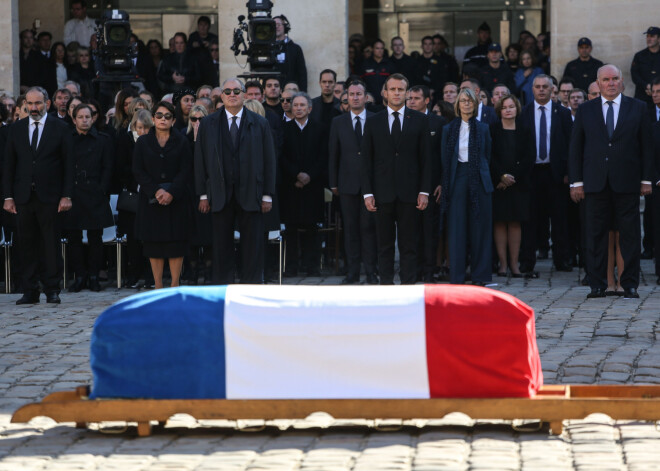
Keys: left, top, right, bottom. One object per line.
{"left": 133, "top": 101, "right": 192, "bottom": 289}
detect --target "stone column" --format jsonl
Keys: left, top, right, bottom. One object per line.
{"left": 0, "top": 0, "right": 19, "bottom": 96}
{"left": 551, "top": 0, "right": 655, "bottom": 95}
{"left": 218, "top": 0, "right": 348, "bottom": 97}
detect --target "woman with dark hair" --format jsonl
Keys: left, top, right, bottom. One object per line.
{"left": 172, "top": 88, "right": 195, "bottom": 132}
{"left": 439, "top": 88, "right": 493, "bottom": 285}
{"left": 514, "top": 50, "right": 544, "bottom": 105}
{"left": 505, "top": 44, "right": 522, "bottom": 73}
{"left": 490, "top": 95, "right": 535, "bottom": 277}
{"left": 65, "top": 95, "right": 83, "bottom": 127}
{"left": 157, "top": 32, "right": 200, "bottom": 93}
{"left": 133, "top": 101, "right": 192, "bottom": 289}
{"left": 68, "top": 47, "right": 96, "bottom": 99}
{"left": 113, "top": 87, "right": 139, "bottom": 132}
{"left": 64, "top": 103, "right": 115, "bottom": 292}
{"left": 146, "top": 39, "right": 165, "bottom": 96}
{"left": 86, "top": 98, "right": 106, "bottom": 133}
{"left": 50, "top": 42, "right": 69, "bottom": 89}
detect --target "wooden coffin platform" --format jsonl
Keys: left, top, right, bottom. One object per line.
{"left": 12, "top": 384, "right": 660, "bottom": 437}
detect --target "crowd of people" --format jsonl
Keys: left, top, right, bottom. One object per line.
{"left": 2, "top": 0, "right": 660, "bottom": 303}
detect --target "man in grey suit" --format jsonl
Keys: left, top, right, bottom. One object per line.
{"left": 194, "top": 77, "right": 276, "bottom": 284}
{"left": 329, "top": 80, "right": 378, "bottom": 284}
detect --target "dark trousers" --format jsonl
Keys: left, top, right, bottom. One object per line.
{"left": 520, "top": 164, "right": 569, "bottom": 270}
{"left": 64, "top": 229, "right": 102, "bottom": 278}
{"left": 585, "top": 188, "right": 640, "bottom": 290}
{"left": 211, "top": 195, "right": 264, "bottom": 284}
{"left": 652, "top": 187, "right": 660, "bottom": 276}
{"left": 339, "top": 193, "right": 377, "bottom": 278}
{"left": 16, "top": 193, "right": 61, "bottom": 294}
{"left": 447, "top": 163, "right": 492, "bottom": 284}
{"left": 285, "top": 224, "right": 320, "bottom": 274}
{"left": 375, "top": 200, "right": 419, "bottom": 285}
{"left": 418, "top": 197, "right": 439, "bottom": 276}
{"left": 643, "top": 194, "right": 654, "bottom": 254}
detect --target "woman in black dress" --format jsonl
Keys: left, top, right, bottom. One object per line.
{"left": 133, "top": 101, "right": 192, "bottom": 289}
{"left": 63, "top": 104, "right": 115, "bottom": 292}
{"left": 490, "top": 95, "right": 535, "bottom": 277}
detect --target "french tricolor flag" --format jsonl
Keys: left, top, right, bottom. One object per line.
{"left": 90, "top": 285, "right": 543, "bottom": 400}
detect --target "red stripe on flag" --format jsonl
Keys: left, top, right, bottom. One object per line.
{"left": 424, "top": 285, "right": 543, "bottom": 398}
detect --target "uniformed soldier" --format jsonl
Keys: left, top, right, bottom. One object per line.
{"left": 631, "top": 26, "right": 660, "bottom": 106}
{"left": 358, "top": 39, "right": 395, "bottom": 105}
{"left": 389, "top": 36, "right": 421, "bottom": 86}
{"left": 417, "top": 36, "right": 450, "bottom": 100}
{"left": 562, "top": 38, "right": 603, "bottom": 92}
{"left": 480, "top": 43, "right": 516, "bottom": 94}
{"left": 463, "top": 22, "right": 492, "bottom": 70}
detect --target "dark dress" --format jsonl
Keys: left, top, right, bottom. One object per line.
{"left": 186, "top": 131, "right": 212, "bottom": 247}
{"left": 133, "top": 128, "right": 192, "bottom": 258}
{"left": 490, "top": 122, "right": 535, "bottom": 223}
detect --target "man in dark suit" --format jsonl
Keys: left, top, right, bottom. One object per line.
{"left": 361, "top": 73, "right": 432, "bottom": 284}
{"left": 3, "top": 87, "right": 74, "bottom": 304}
{"left": 194, "top": 78, "right": 277, "bottom": 284}
{"left": 569, "top": 64, "right": 654, "bottom": 299}
{"left": 406, "top": 84, "right": 446, "bottom": 282}
{"left": 519, "top": 74, "right": 574, "bottom": 276}
{"left": 460, "top": 78, "right": 497, "bottom": 125}
{"left": 651, "top": 118, "right": 660, "bottom": 284}
{"left": 311, "top": 69, "right": 342, "bottom": 128}
{"left": 329, "top": 80, "right": 378, "bottom": 285}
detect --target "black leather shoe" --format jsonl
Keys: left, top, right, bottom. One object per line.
{"left": 586, "top": 288, "right": 606, "bottom": 298}
{"left": 88, "top": 276, "right": 102, "bottom": 292}
{"left": 581, "top": 276, "right": 590, "bottom": 286}
{"left": 524, "top": 271, "right": 540, "bottom": 279}
{"left": 641, "top": 250, "right": 653, "bottom": 260}
{"left": 623, "top": 288, "right": 640, "bottom": 299}
{"left": 68, "top": 277, "right": 86, "bottom": 293}
{"left": 554, "top": 263, "right": 573, "bottom": 272}
{"left": 16, "top": 293, "right": 40, "bottom": 305}
{"left": 46, "top": 292, "right": 61, "bottom": 304}
{"left": 366, "top": 273, "right": 379, "bottom": 285}
{"left": 341, "top": 275, "right": 359, "bottom": 285}
{"left": 657, "top": 277, "right": 660, "bottom": 286}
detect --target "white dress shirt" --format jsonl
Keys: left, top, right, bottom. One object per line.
{"left": 29, "top": 113, "right": 47, "bottom": 149}
{"left": 655, "top": 106, "right": 660, "bottom": 122}
{"left": 477, "top": 102, "right": 484, "bottom": 122}
{"left": 533, "top": 100, "right": 552, "bottom": 164}
{"left": 351, "top": 109, "right": 367, "bottom": 131}
{"left": 387, "top": 105, "right": 405, "bottom": 132}
{"left": 458, "top": 120, "right": 470, "bottom": 163}
{"left": 295, "top": 118, "right": 308, "bottom": 131}
{"left": 63, "top": 16, "right": 97, "bottom": 47}
{"left": 201, "top": 108, "right": 271, "bottom": 202}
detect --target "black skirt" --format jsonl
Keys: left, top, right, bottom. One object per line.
{"left": 143, "top": 240, "right": 188, "bottom": 258}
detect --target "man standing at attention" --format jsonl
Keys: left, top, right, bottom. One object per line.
{"left": 194, "top": 78, "right": 276, "bottom": 284}
{"left": 361, "top": 73, "right": 432, "bottom": 284}
{"left": 631, "top": 27, "right": 660, "bottom": 107}
{"left": 569, "top": 64, "right": 654, "bottom": 299}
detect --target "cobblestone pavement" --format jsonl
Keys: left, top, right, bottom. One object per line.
{"left": 2, "top": 260, "right": 660, "bottom": 470}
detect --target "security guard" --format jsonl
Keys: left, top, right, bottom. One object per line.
{"left": 562, "top": 38, "right": 603, "bottom": 92}
{"left": 358, "top": 39, "right": 395, "bottom": 105}
{"left": 631, "top": 26, "right": 660, "bottom": 106}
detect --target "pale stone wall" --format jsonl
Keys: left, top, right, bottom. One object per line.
{"left": 551, "top": 0, "right": 656, "bottom": 96}
{"left": 217, "top": 0, "right": 348, "bottom": 98}
{"left": 19, "top": 0, "right": 66, "bottom": 43}
{"left": 0, "top": 0, "right": 19, "bottom": 96}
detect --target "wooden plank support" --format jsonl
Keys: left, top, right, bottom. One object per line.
{"left": 12, "top": 385, "right": 660, "bottom": 436}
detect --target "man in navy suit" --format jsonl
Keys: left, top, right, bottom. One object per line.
{"left": 460, "top": 78, "right": 497, "bottom": 125}
{"left": 519, "top": 74, "right": 574, "bottom": 276}
{"left": 569, "top": 64, "right": 654, "bottom": 299}
{"left": 329, "top": 80, "right": 378, "bottom": 285}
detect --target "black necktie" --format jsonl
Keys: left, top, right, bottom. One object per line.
{"left": 391, "top": 111, "right": 401, "bottom": 143}
{"left": 354, "top": 115, "right": 362, "bottom": 145}
{"left": 230, "top": 116, "right": 239, "bottom": 148}
{"left": 31, "top": 122, "right": 39, "bottom": 153}
{"left": 606, "top": 101, "right": 614, "bottom": 139}
{"left": 538, "top": 106, "right": 548, "bottom": 161}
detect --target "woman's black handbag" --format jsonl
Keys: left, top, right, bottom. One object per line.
{"left": 117, "top": 189, "right": 139, "bottom": 213}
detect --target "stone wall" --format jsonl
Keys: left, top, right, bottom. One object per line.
{"left": 551, "top": 0, "right": 656, "bottom": 96}
{"left": 0, "top": 0, "right": 19, "bottom": 96}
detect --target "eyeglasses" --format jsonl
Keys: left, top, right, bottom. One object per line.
{"left": 223, "top": 88, "right": 243, "bottom": 95}
{"left": 282, "top": 98, "right": 292, "bottom": 103}
{"left": 458, "top": 99, "right": 473, "bottom": 104}
{"left": 189, "top": 116, "right": 202, "bottom": 122}
{"left": 154, "top": 112, "right": 173, "bottom": 120}
{"left": 341, "top": 100, "right": 348, "bottom": 104}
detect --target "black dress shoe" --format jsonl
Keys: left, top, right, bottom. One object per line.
{"left": 524, "top": 271, "right": 540, "bottom": 279}
{"left": 366, "top": 273, "right": 379, "bottom": 285}
{"left": 46, "top": 292, "right": 61, "bottom": 304}
{"left": 68, "top": 277, "right": 86, "bottom": 293}
{"left": 586, "top": 288, "right": 606, "bottom": 298}
{"left": 641, "top": 250, "right": 653, "bottom": 260}
{"left": 16, "top": 293, "right": 40, "bottom": 305}
{"left": 581, "top": 276, "right": 590, "bottom": 286}
{"left": 88, "top": 276, "right": 102, "bottom": 292}
{"left": 623, "top": 288, "right": 640, "bottom": 299}
{"left": 554, "top": 263, "right": 573, "bottom": 272}
{"left": 657, "top": 277, "right": 660, "bottom": 286}
{"left": 341, "top": 275, "right": 359, "bottom": 285}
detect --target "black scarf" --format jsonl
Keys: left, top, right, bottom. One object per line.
{"left": 440, "top": 117, "right": 482, "bottom": 218}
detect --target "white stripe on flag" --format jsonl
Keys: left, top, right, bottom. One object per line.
{"left": 224, "top": 285, "right": 429, "bottom": 399}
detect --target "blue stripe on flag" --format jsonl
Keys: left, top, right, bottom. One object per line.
{"left": 90, "top": 287, "right": 227, "bottom": 399}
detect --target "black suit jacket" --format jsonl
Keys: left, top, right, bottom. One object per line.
{"left": 194, "top": 107, "right": 276, "bottom": 213}
{"left": 478, "top": 104, "right": 498, "bottom": 125}
{"left": 328, "top": 111, "right": 373, "bottom": 195}
{"left": 310, "top": 96, "right": 341, "bottom": 127}
{"left": 360, "top": 107, "right": 432, "bottom": 204}
{"left": 3, "top": 115, "right": 74, "bottom": 205}
{"left": 569, "top": 95, "right": 654, "bottom": 193}
{"left": 521, "top": 101, "right": 573, "bottom": 184}
{"left": 275, "top": 39, "right": 307, "bottom": 91}
{"left": 427, "top": 113, "right": 447, "bottom": 188}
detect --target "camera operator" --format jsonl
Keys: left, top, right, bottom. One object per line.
{"left": 274, "top": 15, "right": 307, "bottom": 92}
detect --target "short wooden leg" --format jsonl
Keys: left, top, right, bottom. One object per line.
{"left": 549, "top": 420, "right": 564, "bottom": 435}
{"left": 75, "top": 422, "right": 86, "bottom": 429}
{"left": 137, "top": 422, "right": 152, "bottom": 437}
